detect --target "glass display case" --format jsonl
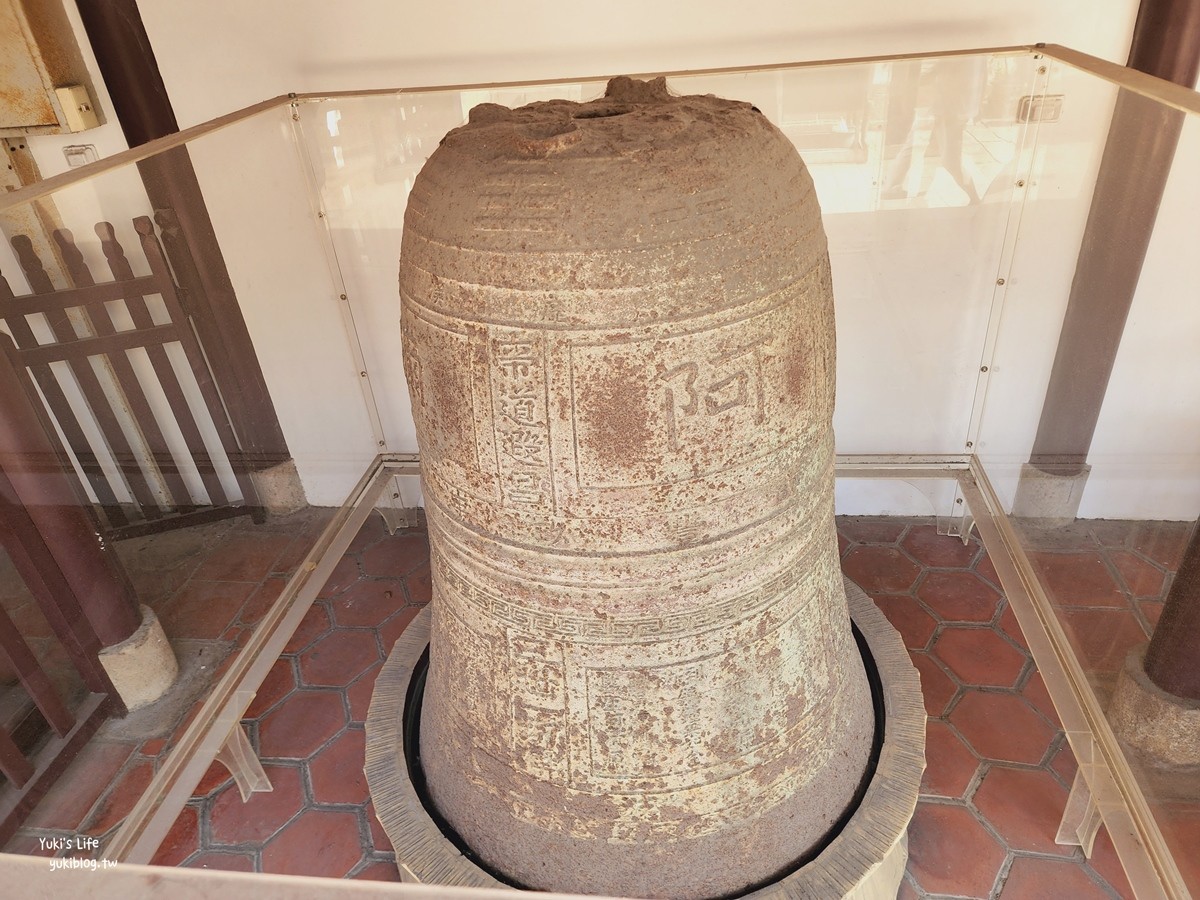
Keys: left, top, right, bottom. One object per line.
{"left": 0, "top": 43, "right": 1195, "bottom": 899}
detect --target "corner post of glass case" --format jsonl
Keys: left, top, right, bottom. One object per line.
{"left": 938, "top": 480, "right": 975, "bottom": 543}
{"left": 376, "top": 455, "right": 423, "bottom": 534}
{"left": 284, "top": 94, "right": 393, "bottom": 460}
{"left": 213, "top": 708, "right": 272, "bottom": 803}
{"left": 1056, "top": 768, "right": 1103, "bottom": 857}
{"left": 959, "top": 54, "right": 1054, "bottom": 473}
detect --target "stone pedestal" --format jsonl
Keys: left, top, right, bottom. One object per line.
{"left": 97, "top": 604, "right": 178, "bottom": 710}
{"left": 1109, "top": 645, "right": 1200, "bottom": 767}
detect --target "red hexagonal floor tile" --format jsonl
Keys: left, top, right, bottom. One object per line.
{"left": 364, "top": 800, "right": 393, "bottom": 853}
{"left": 916, "top": 571, "right": 1002, "bottom": 623}
{"left": 872, "top": 594, "right": 937, "bottom": 651}
{"left": 261, "top": 809, "right": 363, "bottom": 878}
{"left": 283, "top": 602, "right": 333, "bottom": 654}
{"left": 347, "top": 513, "right": 387, "bottom": 553}
{"left": 379, "top": 605, "right": 422, "bottom": 652}
{"left": 1108, "top": 550, "right": 1165, "bottom": 598}
{"left": 185, "top": 851, "right": 255, "bottom": 872}
{"left": 1056, "top": 608, "right": 1148, "bottom": 675}
{"left": 997, "top": 601, "right": 1029, "bottom": 650}
{"left": 975, "top": 551, "right": 1001, "bottom": 588}
{"left": 1050, "top": 740, "right": 1077, "bottom": 785}
{"left": 355, "top": 861, "right": 403, "bottom": 881}
{"left": 999, "top": 855, "right": 1113, "bottom": 899}
{"left": 1029, "top": 551, "right": 1125, "bottom": 608}
{"left": 245, "top": 656, "right": 297, "bottom": 719}
{"left": 149, "top": 804, "right": 201, "bottom": 866}
{"left": 258, "top": 690, "right": 348, "bottom": 759}
{"left": 191, "top": 758, "right": 234, "bottom": 799}
{"left": 239, "top": 576, "right": 287, "bottom": 627}
{"left": 1140, "top": 599, "right": 1164, "bottom": 629}
{"left": 348, "top": 661, "right": 384, "bottom": 725}
{"left": 209, "top": 764, "right": 305, "bottom": 845}
{"left": 1088, "top": 824, "right": 1136, "bottom": 898}
{"left": 361, "top": 533, "right": 429, "bottom": 578}
{"left": 1159, "top": 802, "right": 1200, "bottom": 890}
{"left": 82, "top": 759, "right": 154, "bottom": 835}
{"left": 192, "top": 532, "right": 294, "bottom": 582}
{"left": 317, "top": 555, "right": 362, "bottom": 600}
{"left": 911, "top": 651, "right": 958, "bottom": 718}
{"left": 405, "top": 561, "right": 432, "bottom": 606}
{"left": 299, "top": 629, "right": 382, "bottom": 687}
{"left": 901, "top": 524, "right": 979, "bottom": 568}
{"left": 842, "top": 546, "right": 921, "bottom": 593}
{"left": 309, "top": 728, "right": 369, "bottom": 805}
{"left": 1020, "top": 671, "right": 1061, "bottom": 727}
{"left": 907, "top": 801, "right": 1006, "bottom": 897}
{"left": 973, "top": 765, "right": 1073, "bottom": 856}
{"left": 933, "top": 626, "right": 1026, "bottom": 688}
{"left": 1129, "top": 520, "right": 1192, "bottom": 570}
{"left": 158, "top": 580, "right": 256, "bottom": 640}
{"left": 950, "top": 691, "right": 1057, "bottom": 765}
{"left": 922, "top": 720, "right": 978, "bottom": 799}
{"left": 331, "top": 578, "right": 408, "bottom": 628}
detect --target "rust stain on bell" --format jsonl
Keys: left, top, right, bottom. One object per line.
{"left": 399, "top": 76, "right": 872, "bottom": 898}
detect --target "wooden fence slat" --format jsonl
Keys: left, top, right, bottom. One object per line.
{"left": 0, "top": 275, "right": 157, "bottom": 318}
{"left": 0, "top": 692, "right": 110, "bottom": 846}
{"left": 141, "top": 215, "right": 260, "bottom": 512}
{"left": 0, "top": 273, "right": 127, "bottom": 526}
{"left": 0, "top": 604, "right": 74, "bottom": 738}
{"left": 0, "top": 727, "right": 34, "bottom": 788}
{"left": 10, "top": 236, "right": 163, "bottom": 520}
{"left": 16, "top": 323, "right": 181, "bottom": 366}
{"left": 97, "top": 222, "right": 228, "bottom": 507}
{"left": 53, "top": 228, "right": 193, "bottom": 509}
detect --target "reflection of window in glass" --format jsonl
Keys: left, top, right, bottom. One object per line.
{"left": 326, "top": 109, "right": 342, "bottom": 137}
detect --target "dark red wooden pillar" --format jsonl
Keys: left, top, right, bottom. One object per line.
{"left": 74, "top": 0, "right": 292, "bottom": 472}
{"left": 1026, "top": 0, "right": 1200, "bottom": 476}
{"left": 1025, "top": 0, "right": 1200, "bottom": 699}
{"left": 0, "top": 334, "right": 140, "bottom": 649}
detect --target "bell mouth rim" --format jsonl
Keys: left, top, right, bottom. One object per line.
{"left": 364, "top": 577, "right": 924, "bottom": 898}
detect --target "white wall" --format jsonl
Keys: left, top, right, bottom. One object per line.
{"left": 119, "top": 0, "right": 1199, "bottom": 517}
{"left": 138, "top": 1, "right": 1139, "bottom": 127}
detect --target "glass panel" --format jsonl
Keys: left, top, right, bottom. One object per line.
{"left": 975, "top": 56, "right": 1200, "bottom": 898}
{"left": 0, "top": 105, "right": 373, "bottom": 855}
{"left": 3, "top": 43, "right": 1194, "bottom": 898}
{"left": 296, "top": 52, "right": 1039, "bottom": 498}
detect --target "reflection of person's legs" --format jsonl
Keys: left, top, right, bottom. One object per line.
{"left": 881, "top": 61, "right": 921, "bottom": 200}
{"left": 882, "top": 121, "right": 916, "bottom": 198}
{"left": 935, "top": 114, "right": 979, "bottom": 203}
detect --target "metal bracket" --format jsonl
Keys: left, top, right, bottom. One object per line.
{"left": 1056, "top": 769, "right": 1103, "bottom": 857}
{"left": 376, "top": 505, "right": 419, "bottom": 535}
{"left": 938, "top": 481, "right": 976, "bottom": 544}
{"left": 215, "top": 723, "right": 272, "bottom": 802}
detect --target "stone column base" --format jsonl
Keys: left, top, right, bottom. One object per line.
{"left": 1011, "top": 462, "right": 1091, "bottom": 526}
{"left": 98, "top": 604, "right": 179, "bottom": 711}
{"left": 1108, "top": 644, "right": 1200, "bottom": 767}
{"left": 249, "top": 458, "right": 308, "bottom": 516}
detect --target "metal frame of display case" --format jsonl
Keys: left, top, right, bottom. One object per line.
{"left": 0, "top": 43, "right": 1195, "bottom": 900}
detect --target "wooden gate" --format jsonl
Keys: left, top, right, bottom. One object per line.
{"left": 0, "top": 324, "right": 127, "bottom": 845}
{"left": 0, "top": 215, "right": 262, "bottom": 537}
